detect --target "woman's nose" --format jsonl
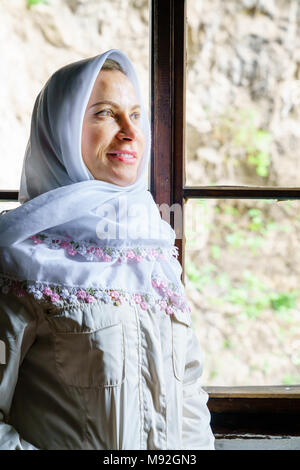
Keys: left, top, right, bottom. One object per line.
{"left": 116, "top": 116, "right": 137, "bottom": 141}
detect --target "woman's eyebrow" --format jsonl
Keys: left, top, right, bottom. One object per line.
{"left": 90, "top": 100, "right": 141, "bottom": 110}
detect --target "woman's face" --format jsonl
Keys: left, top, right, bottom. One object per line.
{"left": 81, "top": 69, "right": 145, "bottom": 186}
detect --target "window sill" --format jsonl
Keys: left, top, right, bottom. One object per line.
{"left": 214, "top": 434, "right": 300, "bottom": 450}
{"left": 204, "top": 386, "right": 300, "bottom": 438}
{"left": 205, "top": 385, "right": 300, "bottom": 399}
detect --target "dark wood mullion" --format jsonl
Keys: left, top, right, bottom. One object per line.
{"left": 184, "top": 186, "right": 300, "bottom": 200}
{"left": 150, "top": 0, "right": 186, "bottom": 279}
{"left": 150, "top": 0, "right": 173, "bottom": 208}
{"left": 3, "top": 187, "right": 300, "bottom": 202}
{"left": 173, "top": 0, "right": 186, "bottom": 275}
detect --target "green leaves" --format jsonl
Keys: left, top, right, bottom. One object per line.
{"left": 235, "top": 126, "right": 272, "bottom": 177}
{"left": 219, "top": 107, "right": 273, "bottom": 178}
{"left": 26, "top": 0, "right": 49, "bottom": 8}
{"left": 270, "top": 291, "right": 298, "bottom": 312}
{"left": 186, "top": 260, "right": 299, "bottom": 319}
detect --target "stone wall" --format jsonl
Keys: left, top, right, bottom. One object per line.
{"left": 186, "top": 0, "right": 300, "bottom": 187}
{"left": 0, "top": 0, "right": 149, "bottom": 189}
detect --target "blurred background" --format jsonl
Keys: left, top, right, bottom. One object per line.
{"left": 0, "top": 0, "right": 149, "bottom": 193}
{"left": 1, "top": 0, "right": 300, "bottom": 386}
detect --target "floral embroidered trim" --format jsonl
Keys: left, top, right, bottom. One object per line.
{"left": 0, "top": 275, "right": 191, "bottom": 317}
{"left": 151, "top": 277, "right": 191, "bottom": 315}
{"left": 28, "top": 233, "right": 179, "bottom": 263}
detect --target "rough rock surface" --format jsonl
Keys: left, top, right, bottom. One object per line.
{"left": 0, "top": 0, "right": 149, "bottom": 189}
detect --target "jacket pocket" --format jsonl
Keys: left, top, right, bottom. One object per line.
{"left": 171, "top": 310, "right": 191, "bottom": 382}
{"left": 50, "top": 321, "right": 125, "bottom": 388}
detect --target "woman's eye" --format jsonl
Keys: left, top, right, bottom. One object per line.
{"left": 96, "top": 109, "right": 114, "bottom": 117}
{"left": 131, "top": 112, "right": 141, "bottom": 120}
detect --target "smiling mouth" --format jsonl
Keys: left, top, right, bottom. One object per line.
{"left": 107, "top": 152, "right": 137, "bottom": 164}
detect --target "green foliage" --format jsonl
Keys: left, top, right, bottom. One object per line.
{"left": 225, "top": 271, "right": 299, "bottom": 319}
{"left": 225, "top": 230, "right": 244, "bottom": 248}
{"left": 223, "top": 205, "right": 239, "bottom": 216}
{"left": 185, "top": 261, "right": 216, "bottom": 292}
{"left": 292, "top": 352, "right": 300, "bottom": 366}
{"left": 219, "top": 108, "right": 273, "bottom": 178}
{"left": 247, "top": 208, "right": 264, "bottom": 232}
{"left": 270, "top": 291, "right": 298, "bottom": 312}
{"left": 225, "top": 285, "right": 270, "bottom": 319}
{"left": 221, "top": 203, "right": 291, "bottom": 254}
{"left": 186, "top": 198, "right": 299, "bottom": 385}
{"left": 186, "top": 259, "right": 299, "bottom": 319}
{"left": 282, "top": 375, "right": 300, "bottom": 386}
{"left": 210, "top": 244, "right": 221, "bottom": 259}
{"left": 26, "top": 0, "right": 49, "bottom": 7}
{"left": 223, "top": 338, "right": 233, "bottom": 349}
{"left": 209, "top": 368, "right": 219, "bottom": 380}
{"left": 233, "top": 111, "right": 272, "bottom": 177}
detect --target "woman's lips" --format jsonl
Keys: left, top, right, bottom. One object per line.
{"left": 107, "top": 152, "right": 137, "bottom": 164}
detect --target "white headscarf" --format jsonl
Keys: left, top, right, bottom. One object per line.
{"left": 0, "top": 50, "right": 190, "bottom": 319}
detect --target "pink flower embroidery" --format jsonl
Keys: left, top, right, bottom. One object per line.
{"left": 42, "top": 286, "right": 53, "bottom": 296}
{"left": 110, "top": 290, "right": 120, "bottom": 300}
{"left": 67, "top": 248, "right": 78, "bottom": 256}
{"left": 76, "top": 289, "right": 87, "bottom": 299}
{"left": 165, "top": 306, "right": 174, "bottom": 315}
{"left": 50, "top": 293, "right": 61, "bottom": 303}
{"left": 59, "top": 241, "right": 70, "bottom": 248}
{"left": 94, "top": 248, "right": 104, "bottom": 258}
{"left": 29, "top": 235, "right": 42, "bottom": 244}
{"left": 85, "top": 294, "right": 95, "bottom": 303}
{"left": 140, "top": 301, "right": 148, "bottom": 310}
{"left": 126, "top": 250, "right": 135, "bottom": 259}
{"left": 133, "top": 294, "right": 142, "bottom": 304}
{"left": 159, "top": 300, "right": 167, "bottom": 310}
{"left": 170, "top": 294, "right": 182, "bottom": 308}
{"left": 103, "top": 254, "right": 112, "bottom": 262}
{"left": 135, "top": 255, "right": 143, "bottom": 262}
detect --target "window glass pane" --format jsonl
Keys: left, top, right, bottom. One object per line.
{"left": 184, "top": 198, "right": 300, "bottom": 386}
{"left": 186, "top": 0, "right": 300, "bottom": 187}
{"left": 0, "top": 0, "right": 149, "bottom": 190}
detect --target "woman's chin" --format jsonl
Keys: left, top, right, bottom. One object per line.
{"left": 95, "top": 172, "right": 137, "bottom": 186}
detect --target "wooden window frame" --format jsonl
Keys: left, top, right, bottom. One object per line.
{"left": 1, "top": 0, "right": 299, "bottom": 445}
{"left": 150, "top": 0, "right": 300, "bottom": 441}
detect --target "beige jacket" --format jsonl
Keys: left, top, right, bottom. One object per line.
{"left": 0, "top": 291, "right": 215, "bottom": 450}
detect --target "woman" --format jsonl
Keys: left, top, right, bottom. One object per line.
{"left": 0, "top": 50, "right": 214, "bottom": 450}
